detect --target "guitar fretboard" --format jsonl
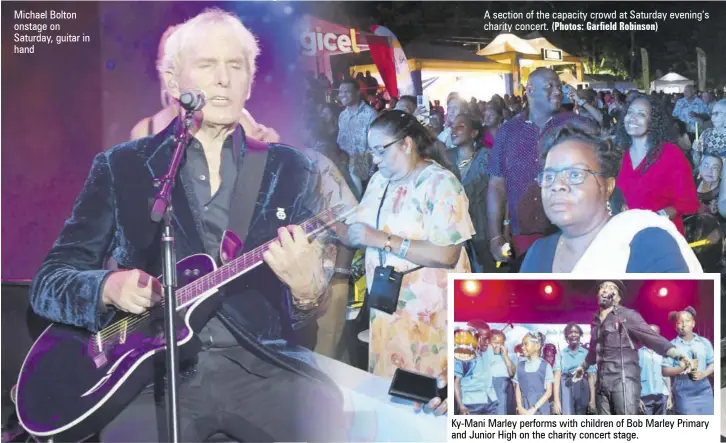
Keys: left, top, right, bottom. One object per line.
{"left": 175, "top": 204, "right": 346, "bottom": 307}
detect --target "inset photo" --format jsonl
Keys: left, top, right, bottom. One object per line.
{"left": 451, "top": 277, "right": 717, "bottom": 416}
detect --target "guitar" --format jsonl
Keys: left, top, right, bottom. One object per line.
{"left": 15, "top": 204, "right": 349, "bottom": 442}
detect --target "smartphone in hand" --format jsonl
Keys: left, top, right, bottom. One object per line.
{"left": 388, "top": 368, "right": 447, "bottom": 404}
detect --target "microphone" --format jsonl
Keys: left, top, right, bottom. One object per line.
{"left": 179, "top": 90, "right": 206, "bottom": 112}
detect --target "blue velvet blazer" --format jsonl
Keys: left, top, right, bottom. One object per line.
{"left": 29, "top": 121, "right": 330, "bottom": 371}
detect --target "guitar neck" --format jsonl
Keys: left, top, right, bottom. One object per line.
{"left": 175, "top": 204, "right": 348, "bottom": 308}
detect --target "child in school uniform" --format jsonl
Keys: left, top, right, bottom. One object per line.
{"left": 489, "top": 330, "right": 516, "bottom": 415}
{"left": 553, "top": 323, "right": 596, "bottom": 415}
{"left": 662, "top": 307, "right": 714, "bottom": 415}
{"left": 514, "top": 344, "right": 525, "bottom": 363}
{"left": 639, "top": 325, "right": 672, "bottom": 415}
{"left": 454, "top": 345, "right": 499, "bottom": 415}
{"left": 513, "top": 332, "right": 554, "bottom": 415}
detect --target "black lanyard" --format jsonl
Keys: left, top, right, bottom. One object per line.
{"left": 375, "top": 183, "right": 390, "bottom": 266}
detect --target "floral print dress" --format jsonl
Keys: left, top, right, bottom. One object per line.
{"left": 349, "top": 161, "right": 474, "bottom": 378}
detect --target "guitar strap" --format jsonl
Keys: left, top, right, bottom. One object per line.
{"left": 227, "top": 131, "right": 269, "bottom": 249}
{"left": 216, "top": 133, "right": 345, "bottom": 389}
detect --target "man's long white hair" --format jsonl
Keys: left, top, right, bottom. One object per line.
{"left": 157, "top": 24, "right": 180, "bottom": 108}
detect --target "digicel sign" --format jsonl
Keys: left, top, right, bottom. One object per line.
{"left": 300, "top": 28, "right": 363, "bottom": 56}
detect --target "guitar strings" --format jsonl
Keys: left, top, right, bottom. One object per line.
{"left": 93, "top": 205, "right": 347, "bottom": 348}
{"left": 96, "top": 203, "right": 347, "bottom": 344}
{"left": 96, "top": 230, "right": 306, "bottom": 345}
{"left": 94, "top": 246, "right": 266, "bottom": 345}
{"left": 95, "top": 212, "right": 328, "bottom": 343}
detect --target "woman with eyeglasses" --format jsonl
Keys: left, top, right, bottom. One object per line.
{"left": 615, "top": 96, "right": 699, "bottom": 236}
{"left": 695, "top": 154, "right": 722, "bottom": 215}
{"left": 335, "top": 110, "right": 474, "bottom": 415}
{"left": 693, "top": 99, "right": 726, "bottom": 168}
{"left": 520, "top": 120, "right": 702, "bottom": 273}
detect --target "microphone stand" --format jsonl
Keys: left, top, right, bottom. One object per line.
{"left": 150, "top": 109, "right": 194, "bottom": 443}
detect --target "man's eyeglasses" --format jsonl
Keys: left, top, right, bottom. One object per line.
{"left": 701, "top": 163, "right": 722, "bottom": 171}
{"left": 370, "top": 137, "right": 405, "bottom": 156}
{"left": 536, "top": 167, "right": 603, "bottom": 187}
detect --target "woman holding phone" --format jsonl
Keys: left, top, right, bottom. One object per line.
{"left": 336, "top": 110, "right": 473, "bottom": 387}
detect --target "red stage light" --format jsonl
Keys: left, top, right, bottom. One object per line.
{"left": 544, "top": 285, "right": 553, "bottom": 295}
{"left": 462, "top": 280, "right": 481, "bottom": 296}
{"left": 658, "top": 287, "right": 668, "bottom": 297}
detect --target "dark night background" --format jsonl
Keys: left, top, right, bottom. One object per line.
{"left": 309, "top": 1, "right": 726, "bottom": 88}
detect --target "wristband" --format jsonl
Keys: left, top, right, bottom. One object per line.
{"left": 398, "top": 238, "right": 411, "bottom": 258}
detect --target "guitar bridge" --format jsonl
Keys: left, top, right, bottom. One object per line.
{"left": 93, "top": 352, "right": 108, "bottom": 368}
{"left": 90, "top": 333, "right": 107, "bottom": 368}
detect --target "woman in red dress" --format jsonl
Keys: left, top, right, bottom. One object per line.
{"left": 615, "top": 96, "right": 699, "bottom": 235}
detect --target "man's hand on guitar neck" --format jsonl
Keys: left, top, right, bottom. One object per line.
{"left": 101, "top": 269, "right": 163, "bottom": 314}
{"left": 263, "top": 225, "right": 326, "bottom": 307}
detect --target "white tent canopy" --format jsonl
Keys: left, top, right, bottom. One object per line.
{"left": 658, "top": 72, "right": 690, "bottom": 82}
{"left": 583, "top": 74, "right": 637, "bottom": 92}
{"left": 651, "top": 72, "right": 694, "bottom": 93}
{"left": 478, "top": 33, "right": 573, "bottom": 57}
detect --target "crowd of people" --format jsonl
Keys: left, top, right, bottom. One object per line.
{"left": 304, "top": 67, "right": 725, "bottom": 270}
{"left": 454, "top": 281, "right": 715, "bottom": 416}
{"left": 295, "top": 66, "right": 722, "bottom": 389}
{"left": 21, "top": 11, "right": 722, "bottom": 440}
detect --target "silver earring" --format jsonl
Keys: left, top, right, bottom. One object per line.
{"left": 606, "top": 201, "right": 613, "bottom": 216}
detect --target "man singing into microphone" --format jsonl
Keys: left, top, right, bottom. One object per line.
{"left": 571, "top": 280, "right": 692, "bottom": 415}
{"left": 29, "top": 8, "right": 348, "bottom": 442}
{"left": 129, "top": 23, "right": 281, "bottom": 143}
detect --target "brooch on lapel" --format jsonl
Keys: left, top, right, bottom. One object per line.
{"left": 276, "top": 207, "right": 287, "bottom": 220}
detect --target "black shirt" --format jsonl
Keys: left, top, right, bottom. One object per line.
{"left": 183, "top": 131, "right": 242, "bottom": 348}
{"left": 183, "top": 136, "right": 239, "bottom": 259}
{"left": 585, "top": 305, "right": 674, "bottom": 385}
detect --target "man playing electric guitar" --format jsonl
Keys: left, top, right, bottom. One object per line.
{"left": 25, "top": 8, "right": 347, "bottom": 442}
